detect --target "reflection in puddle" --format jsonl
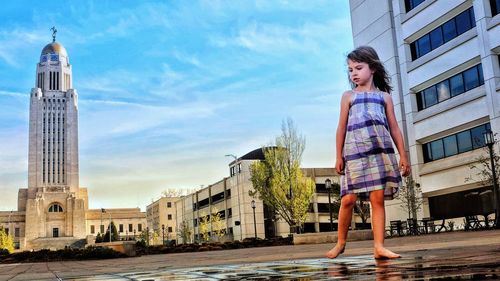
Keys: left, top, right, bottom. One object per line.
{"left": 64, "top": 253, "right": 500, "bottom": 281}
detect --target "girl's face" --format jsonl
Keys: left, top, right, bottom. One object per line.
{"left": 348, "top": 59, "right": 374, "bottom": 87}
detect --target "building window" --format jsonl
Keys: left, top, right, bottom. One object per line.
{"left": 100, "top": 225, "right": 105, "bottom": 234}
{"left": 48, "top": 203, "right": 63, "bottom": 212}
{"left": 138, "top": 224, "right": 142, "bottom": 232}
{"left": 167, "top": 202, "right": 172, "bottom": 208}
{"left": 52, "top": 228, "right": 59, "bottom": 238}
{"left": 405, "top": 0, "right": 425, "bottom": 12}
{"left": 90, "top": 225, "right": 95, "bottom": 234}
{"left": 129, "top": 224, "right": 133, "bottom": 232}
{"left": 422, "top": 123, "right": 490, "bottom": 162}
{"left": 168, "top": 227, "right": 173, "bottom": 233}
{"left": 168, "top": 214, "right": 172, "bottom": 220}
{"left": 119, "top": 224, "right": 124, "bottom": 233}
{"left": 416, "top": 64, "right": 484, "bottom": 110}
{"left": 15, "top": 228, "right": 20, "bottom": 237}
{"left": 493, "top": 0, "right": 500, "bottom": 16}
{"left": 410, "top": 8, "right": 475, "bottom": 60}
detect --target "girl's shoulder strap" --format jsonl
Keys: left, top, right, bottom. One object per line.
{"left": 346, "top": 90, "right": 356, "bottom": 106}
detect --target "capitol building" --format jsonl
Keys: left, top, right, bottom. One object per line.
{"left": 0, "top": 32, "right": 146, "bottom": 251}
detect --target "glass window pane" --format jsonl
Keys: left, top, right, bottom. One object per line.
{"left": 443, "top": 135, "right": 458, "bottom": 157}
{"left": 430, "top": 28, "right": 444, "bottom": 49}
{"left": 471, "top": 125, "right": 486, "bottom": 149}
{"left": 416, "top": 92, "right": 424, "bottom": 110}
{"left": 456, "top": 10, "right": 472, "bottom": 35}
{"left": 423, "top": 86, "right": 438, "bottom": 108}
{"left": 423, "top": 143, "right": 432, "bottom": 162}
{"left": 463, "top": 67, "right": 479, "bottom": 91}
{"left": 417, "top": 34, "right": 431, "bottom": 57}
{"left": 436, "top": 80, "right": 450, "bottom": 102}
{"left": 442, "top": 20, "right": 457, "bottom": 42}
{"left": 478, "top": 65, "right": 484, "bottom": 84}
{"left": 457, "top": 131, "right": 472, "bottom": 153}
{"left": 493, "top": 0, "right": 500, "bottom": 16}
{"left": 430, "top": 140, "right": 444, "bottom": 160}
{"left": 450, "top": 73, "right": 464, "bottom": 97}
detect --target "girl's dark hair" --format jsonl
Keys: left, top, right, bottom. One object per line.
{"left": 347, "top": 46, "right": 393, "bottom": 94}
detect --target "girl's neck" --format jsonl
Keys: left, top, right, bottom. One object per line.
{"left": 354, "top": 82, "right": 377, "bottom": 92}
{"left": 355, "top": 86, "right": 377, "bottom": 92}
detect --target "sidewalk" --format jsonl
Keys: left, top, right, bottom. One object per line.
{"left": 1, "top": 229, "right": 500, "bottom": 280}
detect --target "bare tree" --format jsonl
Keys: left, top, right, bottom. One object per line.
{"left": 354, "top": 199, "right": 371, "bottom": 229}
{"left": 465, "top": 140, "right": 500, "bottom": 188}
{"left": 396, "top": 176, "right": 423, "bottom": 220}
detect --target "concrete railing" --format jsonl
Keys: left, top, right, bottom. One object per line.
{"left": 293, "top": 230, "right": 373, "bottom": 245}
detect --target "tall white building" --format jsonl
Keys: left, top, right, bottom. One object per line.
{"left": 0, "top": 30, "right": 146, "bottom": 251}
{"left": 349, "top": 0, "right": 499, "bottom": 222}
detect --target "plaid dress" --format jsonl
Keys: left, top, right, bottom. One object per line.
{"left": 341, "top": 91, "right": 401, "bottom": 200}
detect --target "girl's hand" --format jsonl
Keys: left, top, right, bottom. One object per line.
{"left": 399, "top": 157, "right": 411, "bottom": 177}
{"left": 335, "top": 158, "right": 345, "bottom": 175}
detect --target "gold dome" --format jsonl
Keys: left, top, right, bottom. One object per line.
{"left": 41, "top": 42, "right": 68, "bottom": 57}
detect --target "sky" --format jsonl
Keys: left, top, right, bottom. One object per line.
{"left": 0, "top": 1, "right": 353, "bottom": 211}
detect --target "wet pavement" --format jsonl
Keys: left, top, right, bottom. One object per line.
{"left": 2, "top": 230, "right": 500, "bottom": 280}
{"left": 63, "top": 247, "right": 500, "bottom": 280}
{"left": 63, "top": 250, "right": 500, "bottom": 280}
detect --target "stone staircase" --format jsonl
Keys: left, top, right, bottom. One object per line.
{"left": 28, "top": 237, "right": 86, "bottom": 250}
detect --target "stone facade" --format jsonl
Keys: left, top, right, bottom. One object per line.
{"left": 146, "top": 197, "right": 179, "bottom": 244}
{"left": 0, "top": 37, "right": 146, "bottom": 251}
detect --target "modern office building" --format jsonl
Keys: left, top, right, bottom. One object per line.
{"left": 174, "top": 148, "right": 366, "bottom": 244}
{"left": 0, "top": 32, "right": 146, "bottom": 251}
{"left": 349, "top": 0, "right": 499, "bottom": 221}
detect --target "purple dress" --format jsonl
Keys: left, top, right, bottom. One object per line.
{"left": 340, "top": 91, "right": 401, "bottom": 200}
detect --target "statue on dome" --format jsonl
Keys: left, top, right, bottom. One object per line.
{"left": 51, "top": 26, "right": 57, "bottom": 42}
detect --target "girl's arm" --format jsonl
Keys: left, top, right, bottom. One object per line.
{"left": 336, "top": 91, "right": 351, "bottom": 175}
{"left": 383, "top": 93, "right": 411, "bottom": 176}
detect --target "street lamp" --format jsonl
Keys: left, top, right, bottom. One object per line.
{"left": 325, "top": 179, "right": 334, "bottom": 231}
{"left": 162, "top": 224, "right": 165, "bottom": 246}
{"left": 484, "top": 130, "right": 500, "bottom": 228}
{"left": 107, "top": 211, "right": 112, "bottom": 242}
{"left": 100, "top": 208, "right": 104, "bottom": 235}
{"left": 225, "top": 154, "right": 243, "bottom": 241}
{"left": 251, "top": 200, "right": 257, "bottom": 238}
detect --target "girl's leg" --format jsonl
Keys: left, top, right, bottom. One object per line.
{"left": 369, "top": 189, "right": 400, "bottom": 259}
{"left": 326, "top": 193, "right": 357, "bottom": 259}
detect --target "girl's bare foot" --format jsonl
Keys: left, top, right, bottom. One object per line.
{"left": 374, "top": 246, "right": 401, "bottom": 259}
{"left": 326, "top": 243, "right": 345, "bottom": 259}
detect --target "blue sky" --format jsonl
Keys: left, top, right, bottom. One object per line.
{"left": 0, "top": 1, "right": 353, "bottom": 211}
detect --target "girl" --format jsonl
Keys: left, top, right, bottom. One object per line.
{"left": 326, "top": 46, "right": 410, "bottom": 259}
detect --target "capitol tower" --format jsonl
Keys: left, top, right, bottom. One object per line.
{"left": 22, "top": 28, "right": 88, "bottom": 249}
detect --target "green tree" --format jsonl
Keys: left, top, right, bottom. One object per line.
{"left": 178, "top": 220, "right": 192, "bottom": 244}
{"left": 250, "top": 118, "right": 315, "bottom": 233}
{"left": 0, "top": 227, "right": 14, "bottom": 253}
{"left": 95, "top": 232, "right": 103, "bottom": 243}
{"left": 198, "top": 212, "right": 210, "bottom": 242}
{"left": 102, "top": 221, "right": 119, "bottom": 242}
{"left": 210, "top": 208, "right": 226, "bottom": 241}
{"left": 396, "top": 176, "right": 423, "bottom": 220}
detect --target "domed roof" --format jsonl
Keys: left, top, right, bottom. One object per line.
{"left": 41, "top": 42, "right": 68, "bottom": 57}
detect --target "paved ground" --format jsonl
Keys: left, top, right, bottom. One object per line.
{"left": 1, "top": 229, "right": 500, "bottom": 280}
